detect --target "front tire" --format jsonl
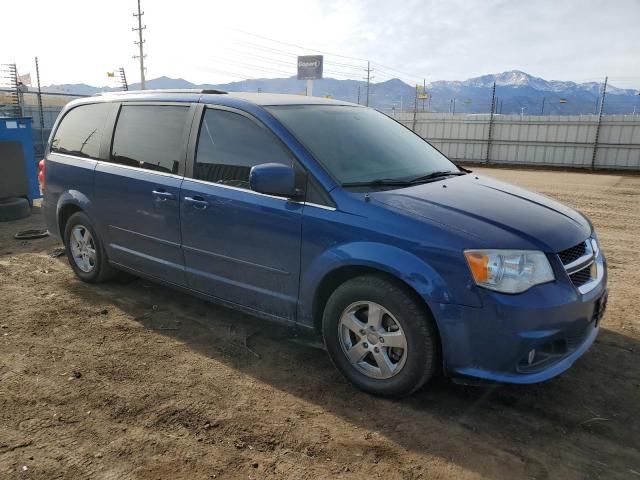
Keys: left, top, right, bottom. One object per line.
{"left": 63, "top": 211, "right": 116, "bottom": 283}
{"left": 323, "top": 275, "right": 439, "bottom": 397}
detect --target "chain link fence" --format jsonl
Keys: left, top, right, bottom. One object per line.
{"left": 1, "top": 90, "right": 87, "bottom": 157}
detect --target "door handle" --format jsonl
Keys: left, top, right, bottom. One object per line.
{"left": 152, "top": 189, "right": 175, "bottom": 201}
{"left": 184, "top": 195, "right": 209, "bottom": 209}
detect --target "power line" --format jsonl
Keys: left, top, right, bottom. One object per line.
{"left": 232, "top": 37, "right": 416, "bottom": 82}
{"left": 206, "top": 56, "right": 293, "bottom": 77}
{"left": 372, "top": 64, "right": 423, "bottom": 85}
{"left": 216, "top": 46, "right": 370, "bottom": 80}
{"left": 232, "top": 28, "right": 368, "bottom": 62}
{"left": 194, "top": 65, "right": 256, "bottom": 81}
{"left": 234, "top": 39, "right": 366, "bottom": 73}
{"left": 231, "top": 29, "right": 426, "bottom": 84}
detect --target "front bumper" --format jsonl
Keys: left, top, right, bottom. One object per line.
{"left": 432, "top": 271, "right": 608, "bottom": 384}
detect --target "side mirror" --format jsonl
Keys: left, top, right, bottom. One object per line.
{"left": 249, "top": 163, "right": 301, "bottom": 198}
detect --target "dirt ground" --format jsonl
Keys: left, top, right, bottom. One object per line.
{"left": 1, "top": 167, "right": 639, "bottom": 480}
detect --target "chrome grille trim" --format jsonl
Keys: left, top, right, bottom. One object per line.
{"left": 558, "top": 238, "right": 602, "bottom": 294}
{"left": 576, "top": 256, "right": 604, "bottom": 294}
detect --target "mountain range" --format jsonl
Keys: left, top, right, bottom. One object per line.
{"left": 43, "top": 70, "right": 639, "bottom": 115}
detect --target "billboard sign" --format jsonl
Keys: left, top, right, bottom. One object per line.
{"left": 297, "top": 55, "right": 323, "bottom": 80}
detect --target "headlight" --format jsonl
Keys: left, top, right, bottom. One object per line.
{"left": 464, "top": 249, "right": 555, "bottom": 294}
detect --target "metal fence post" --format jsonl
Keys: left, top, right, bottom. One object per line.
{"left": 485, "top": 81, "right": 496, "bottom": 164}
{"left": 591, "top": 76, "right": 608, "bottom": 170}
{"left": 412, "top": 84, "right": 418, "bottom": 132}
{"left": 35, "top": 57, "right": 45, "bottom": 156}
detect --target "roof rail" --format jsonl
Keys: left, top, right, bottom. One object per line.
{"left": 93, "top": 88, "right": 227, "bottom": 96}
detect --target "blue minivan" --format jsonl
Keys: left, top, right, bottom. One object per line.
{"left": 42, "top": 90, "right": 607, "bottom": 397}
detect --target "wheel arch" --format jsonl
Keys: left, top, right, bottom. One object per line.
{"left": 312, "top": 265, "right": 440, "bottom": 335}
{"left": 301, "top": 242, "right": 452, "bottom": 326}
{"left": 58, "top": 204, "right": 83, "bottom": 241}
{"left": 55, "top": 191, "right": 98, "bottom": 242}
{"left": 311, "top": 264, "right": 446, "bottom": 382}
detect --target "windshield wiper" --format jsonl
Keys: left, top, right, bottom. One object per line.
{"left": 342, "top": 171, "right": 467, "bottom": 188}
{"left": 341, "top": 178, "right": 414, "bottom": 188}
{"left": 408, "top": 170, "right": 467, "bottom": 184}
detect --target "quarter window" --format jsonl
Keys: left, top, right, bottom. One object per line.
{"left": 51, "top": 103, "right": 110, "bottom": 160}
{"left": 111, "top": 105, "right": 189, "bottom": 174}
{"left": 195, "top": 108, "right": 292, "bottom": 189}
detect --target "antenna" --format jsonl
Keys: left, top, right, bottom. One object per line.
{"left": 118, "top": 67, "right": 129, "bottom": 91}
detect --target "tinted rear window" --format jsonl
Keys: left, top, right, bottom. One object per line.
{"left": 51, "top": 103, "right": 110, "bottom": 160}
{"left": 111, "top": 105, "right": 189, "bottom": 174}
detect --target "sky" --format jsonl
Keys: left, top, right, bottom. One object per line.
{"left": 2, "top": 0, "right": 639, "bottom": 89}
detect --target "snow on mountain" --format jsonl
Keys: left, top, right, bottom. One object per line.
{"left": 42, "top": 71, "right": 638, "bottom": 114}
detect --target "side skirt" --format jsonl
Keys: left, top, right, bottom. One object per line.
{"left": 109, "top": 260, "right": 315, "bottom": 333}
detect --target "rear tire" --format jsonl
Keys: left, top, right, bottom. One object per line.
{"left": 63, "top": 211, "right": 116, "bottom": 283}
{"left": 322, "top": 275, "right": 439, "bottom": 397}
{"left": 0, "top": 197, "right": 30, "bottom": 222}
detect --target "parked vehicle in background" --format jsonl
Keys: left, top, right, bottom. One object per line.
{"left": 42, "top": 90, "right": 607, "bottom": 397}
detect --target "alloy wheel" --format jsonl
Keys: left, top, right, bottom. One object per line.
{"left": 338, "top": 301, "right": 408, "bottom": 379}
{"left": 69, "top": 225, "right": 97, "bottom": 273}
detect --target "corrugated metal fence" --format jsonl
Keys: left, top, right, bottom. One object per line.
{"left": 396, "top": 112, "right": 640, "bottom": 170}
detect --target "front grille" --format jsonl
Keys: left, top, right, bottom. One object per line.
{"left": 566, "top": 328, "right": 589, "bottom": 349}
{"left": 558, "top": 242, "right": 587, "bottom": 265}
{"left": 569, "top": 268, "right": 592, "bottom": 287}
{"left": 558, "top": 240, "right": 597, "bottom": 290}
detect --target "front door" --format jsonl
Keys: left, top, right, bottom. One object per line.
{"left": 94, "top": 103, "right": 193, "bottom": 285}
{"left": 180, "top": 107, "right": 303, "bottom": 321}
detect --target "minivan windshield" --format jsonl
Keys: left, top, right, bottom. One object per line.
{"left": 267, "top": 105, "right": 459, "bottom": 186}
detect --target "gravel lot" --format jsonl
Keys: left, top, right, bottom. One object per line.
{"left": 1, "top": 167, "right": 639, "bottom": 479}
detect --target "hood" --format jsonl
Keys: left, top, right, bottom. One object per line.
{"left": 369, "top": 174, "right": 591, "bottom": 252}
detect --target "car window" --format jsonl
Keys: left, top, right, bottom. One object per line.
{"left": 195, "top": 108, "right": 292, "bottom": 189}
{"left": 110, "top": 105, "right": 189, "bottom": 174}
{"left": 51, "top": 103, "right": 110, "bottom": 160}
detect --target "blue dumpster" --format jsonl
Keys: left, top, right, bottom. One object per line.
{"left": 0, "top": 117, "right": 41, "bottom": 205}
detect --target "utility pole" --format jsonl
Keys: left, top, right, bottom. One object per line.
{"left": 357, "top": 86, "right": 360, "bottom": 105}
{"left": 35, "top": 57, "right": 45, "bottom": 153}
{"left": 365, "top": 61, "right": 373, "bottom": 107}
{"left": 540, "top": 97, "right": 546, "bottom": 115}
{"left": 591, "top": 76, "right": 608, "bottom": 170}
{"left": 132, "top": 0, "right": 146, "bottom": 90}
{"left": 422, "top": 78, "right": 426, "bottom": 111}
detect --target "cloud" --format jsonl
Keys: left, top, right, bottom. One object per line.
{"left": 1, "top": 0, "right": 638, "bottom": 88}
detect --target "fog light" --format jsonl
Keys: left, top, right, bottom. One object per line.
{"left": 528, "top": 349, "right": 536, "bottom": 365}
